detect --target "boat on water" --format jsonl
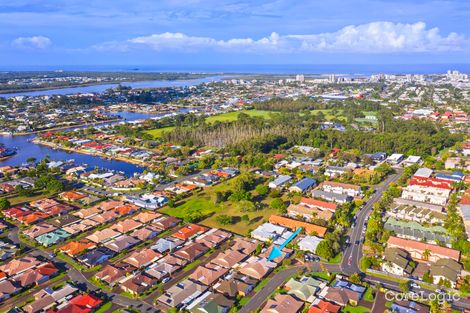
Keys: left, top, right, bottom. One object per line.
{"left": 0, "top": 144, "right": 17, "bottom": 160}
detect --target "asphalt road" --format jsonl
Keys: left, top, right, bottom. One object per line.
{"left": 238, "top": 266, "right": 304, "bottom": 313}
{"left": 341, "top": 169, "right": 403, "bottom": 275}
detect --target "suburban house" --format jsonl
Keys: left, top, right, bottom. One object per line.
{"left": 289, "top": 177, "right": 317, "bottom": 193}
{"left": 381, "top": 247, "right": 414, "bottom": 276}
{"left": 284, "top": 275, "right": 326, "bottom": 303}
{"left": 268, "top": 215, "right": 327, "bottom": 237}
{"left": 387, "top": 236, "right": 460, "bottom": 262}
{"left": 268, "top": 175, "right": 292, "bottom": 189}
{"left": 260, "top": 294, "right": 304, "bottom": 313}
{"left": 157, "top": 278, "right": 207, "bottom": 308}
{"left": 429, "top": 258, "right": 463, "bottom": 288}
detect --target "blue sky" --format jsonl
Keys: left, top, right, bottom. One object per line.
{"left": 0, "top": 0, "right": 469, "bottom": 66}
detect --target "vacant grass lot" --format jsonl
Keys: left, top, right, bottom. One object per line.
{"left": 159, "top": 177, "right": 283, "bottom": 236}
{"left": 145, "top": 108, "right": 375, "bottom": 139}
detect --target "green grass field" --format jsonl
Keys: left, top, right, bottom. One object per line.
{"left": 205, "top": 109, "right": 275, "bottom": 122}
{"left": 144, "top": 126, "right": 176, "bottom": 138}
{"left": 159, "top": 177, "right": 282, "bottom": 235}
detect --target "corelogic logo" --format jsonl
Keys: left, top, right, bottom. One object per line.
{"left": 385, "top": 290, "right": 459, "bottom": 304}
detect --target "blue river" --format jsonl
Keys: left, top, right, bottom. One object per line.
{"left": 0, "top": 76, "right": 223, "bottom": 175}
{"left": 0, "top": 76, "right": 225, "bottom": 98}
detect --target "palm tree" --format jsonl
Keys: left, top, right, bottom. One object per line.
{"left": 422, "top": 249, "right": 431, "bottom": 261}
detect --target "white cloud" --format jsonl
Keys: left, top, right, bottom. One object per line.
{"left": 94, "top": 21, "right": 467, "bottom": 53}
{"left": 12, "top": 36, "right": 52, "bottom": 49}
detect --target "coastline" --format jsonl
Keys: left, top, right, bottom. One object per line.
{"left": 33, "top": 139, "right": 148, "bottom": 167}
{"left": 0, "top": 75, "right": 212, "bottom": 95}
{"left": 2, "top": 118, "right": 123, "bottom": 137}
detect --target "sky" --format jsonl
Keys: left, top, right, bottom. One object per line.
{"left": 0, "top": 0, "right": 469, "bottom": 67}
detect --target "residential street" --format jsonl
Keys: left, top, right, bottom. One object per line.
{"left": 341, "top": 169, "right": 403, "bottom": 274}
{"left": 238, "top": 266, "right": 304, "bottom": 313}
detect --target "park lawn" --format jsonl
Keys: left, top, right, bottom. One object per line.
{"left": 6, "top": 191, "right": 56, "bottom": 206}
{"left": 342, "top": 306, "right": 370, "bottom": 313}
{"left": 309, "top": 109, "right": 345, "bottom": 120}
{"left": 144, "top": 126, "right": 176, "bottom": 138}
{"left": 310, "top": 272, "right": 339, "bottom": 282}
{"left": 205, "top": 109, "right": 275, "bottom": 123}
{"left": 160, "top": 178, "right": 282, "bottom": 236}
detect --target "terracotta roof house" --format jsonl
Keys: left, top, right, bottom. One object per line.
{"left": 73, "top": 207, "right": 102, "bottom": 219}
{"left": 18, "top": 212, "right": 51, "bottom": 225}
{"left": 104, "top": 235, "right": 140, "bottom": 253}
{"left": 95, "top": 265, "right": 128, "bottom": 286}
{"left": 387, "top": 236, "right": 460, "bottom": 262}
{"left": 121, "top": 273, "right": 158, "bottom": 296}
{"left": 211, "top": 249, "right": 248, "bottom": 268}
{"left": 59, "top": 191, "right": 86, "bottom": 202}
{"left": 123, "top": 248, "right": 162, "bottom": 268}
{"left": 269, "top": 215, "right": 327, "bottom": 237}
{"left": 190, "top": 263, "right": 229, "bottom": 286}
{"left": 113, "top": 203, "right": 139, "bottom": 216}
{"left": 287, "top": 204, "right": 334, "bottom": 222}
{"left": 62, "top": 219, "right": 98, "bottom": 235}
{"left": 111, "top": 218, "right": 143, "bottom": 233}
{"left": 132, "top": 211, "right": 162, "bottom": 224}
{"left": 157, "top": 278, "right": 207, "bottom": 308}
{"left": 96, "top": 200, "right": 124, "bottom": 211}
{"left": 308, "top": 299, "right": 341, "bottom": 313}
{"left": 131, "top": 225, "right": 161, "bottom": 241}
{"left": 42, "top": 204, "right": 74, "bottom": 216}
{"left": 260, "top": 245, "right": 293, "bottom": 264}
{"left": 173, "top": 242, "right": 209, "bottom": 261}
{"left": 260, "top": 294, "right": 304, "bottom": 313}
{"left": 2, "top": 206, "right": 32, "bottom": 219}
{"left": 195, "top": 228, "right": 232, "bottom": 248}
{"left": 59, "top": 239, "right": 96, "bottom": 257}
{"left": 0, "top": 256, "right": 41, "bottom": 276}
{"left": 86, "top": 228, "right": 121, "bottom": 243}
{"left": 22, "top": 284, "right": 78, "bottom": 313}
{"left": 13, "top": 263, "right": 58, "bottom": 288}
{"left": 322, "top": 287, "right": 360, "bottom": 306}
{"left": 230, "top": 237, "right": 259, "bottom": 255}
{"left": 238, "top": 257, "right": 276, "bottom": 280}
{"left": 23, "top": 223, "right": 57, "bottom": 239}
{"left": 172, "top": 224, "right": 208, "bottom": 241}
{"left": 153, "top": 215, "right": 180, "bottom": 231}
{"left": 213, "top": 278, "right": 254, "bottom": 298}
{"left": 29, "top": 198, "right": 60, "bottom": 211}
{"left": 89, "top": 210, "right": 119, "bottom": 224}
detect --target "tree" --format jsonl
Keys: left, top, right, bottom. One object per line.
{"left": 0, "top": 198, "right": 10, "bottom": 210}
{"left": 422, "top": 249, "right": 431, "bottom": 261}
{"left": 399, "top": 280, "right": 410, "bottom": 293}
{"left": 422, "top": 271, "right": 433, "bottom": 284}
{"left": 270, "top": 198, "right": 286, "bottom": 211}
{"left": 349, "top": 273, "right": 361, "bottom": 284}
{"left": 46, "top": 179, "right": 64, "bottom": 193}
{"left": 255, "top": 184, "right": 269, "bottom": 196}
{"left": 216, "top": 215, "right": 234, "bottom": 225}
{"left": 316, "top": 240, "right": 334, "bottom": 260}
